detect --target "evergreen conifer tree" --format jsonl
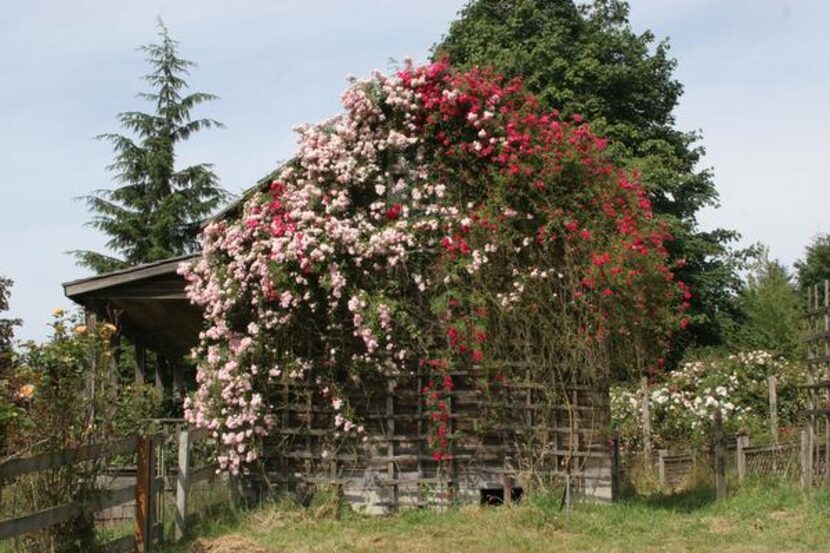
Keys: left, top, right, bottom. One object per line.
{"left": 73, "top": 19, "right": 227, "bottom": 273}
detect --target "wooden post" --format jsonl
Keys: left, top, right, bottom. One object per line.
{"left": 503, "top": 471, "right": 514, "bottom": 507}
{"left": 564, "top": 471, "right": 572, "bottom": 514}
{"left": 657, "top": 449, "right": 668, "bottom": 488}
{"left": 736, "top": 434, "right": 749, "bottom": 483}
{"left": 807, "top": 373, "right": 817, "bottom": 482}
{"left": 135, "top": 342, "right": 146, "bottom": 391}
{"left": 135, "top": 435, "right": 156, "bottom": 553}
{"left": 713, "top": 407, "right": 726, "bottom": 501}
{"left": 386, "top": 379, "right": 398, "bottom": 511}
{"left": 640, "top": 377, "right": 652, "bottom": 456}
{"left": 174, "top": 428, "right": 191, "bottom": 542}
{"left": 172, "top": 363, "right": 182, "bottom": 401}
{"left": 801, "top": 426, "right": 814, "bottom": 490}
{"left": 611, "top": 430, "right": 621, "bottom": 502}
{"left": 768, "top": 375, "right": 779, "bottom": 444}
{"left": 824, "top": 280, "right": 830, "bottom": 483}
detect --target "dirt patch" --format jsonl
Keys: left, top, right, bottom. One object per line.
{"left": 189, "top": 535, "right": 271, "bottom": 553}
{"left": 703, "top": 516, "right": 736, "bottom": 535}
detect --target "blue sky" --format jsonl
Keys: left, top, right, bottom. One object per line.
{"left": 1, "top": 0, "right": 828, "bottom": 342}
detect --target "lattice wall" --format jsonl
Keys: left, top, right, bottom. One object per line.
{"left": 804, "top": 280, "right": 830, "bottom": 485}
{"left": 258, "top": 368, "right": 614, "bottom": 513}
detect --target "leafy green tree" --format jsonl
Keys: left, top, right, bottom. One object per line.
{"left": 434, "top": 0, "right": 741, "bottom": 354}
{"left": 0, "top": 276, "right": 20, "bottom": 371}
{"left": 729, "top": 248, "right": 802, "bottom": 358}
{"left": 73, "top": 20, "right": 227, "bottom": 273}
{"left": 795, "top": 233, "right": 830, "bottom": 299}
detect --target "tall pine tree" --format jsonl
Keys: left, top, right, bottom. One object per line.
{"left": 435, "top": 0, "right": 743, "bottom": 355}
{"left": 74, "top": 20, "right": 227, "bottom": 273}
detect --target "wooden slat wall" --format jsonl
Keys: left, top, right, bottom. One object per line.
{"left": 261, "top": 371, "right": 613, "bottom": 512}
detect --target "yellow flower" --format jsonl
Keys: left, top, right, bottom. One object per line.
{"left": 52, "top": 308, "right": 65, "bottom": 318}
{"left": 103, "top": 323, "right": 117, "bottom": 334}
{"left": 73, "top": 325, "right": 88, "bottom": 334}
{"left": 16, "top": 384, "right": 35, "bottom": 399}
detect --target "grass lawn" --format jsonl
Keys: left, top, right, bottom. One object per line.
{"left": 163, "top": 483, "right": 830, "bottom": 553}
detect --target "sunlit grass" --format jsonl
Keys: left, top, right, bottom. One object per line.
{"left": 157, "top": 482, "right": 830, "bottom": 553}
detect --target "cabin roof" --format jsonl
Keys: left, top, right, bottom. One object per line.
{"left": 63, "top": 254, "right": 202, "bottom": 359}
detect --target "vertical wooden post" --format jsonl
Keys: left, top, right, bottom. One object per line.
{"left": 135, "top": 435, "right": 156, "bottom": 553}
{"left": 502, "top": 471, "right": 514, "bottom": 507}
{"left": 801, "top": 426, "right": 814, "bottom": 490}
{"left": 175, "top": 428, "right": 191, "bottom": 542}
{"left": 824, "top": 280, "right": 830, "bottom": 483}
{"left": 447, "top": 376, "right": 456, "bottom": 507}
{"left": 564, "top": 472, "right": 572, "bottom": 514}
{"left": 713, "top": 407, "right": 726, "bottom": 501}
{"left": 640, "top": 377, "right": 651, "bottom": 457}
{"left": 768, "top": 375, "right": 779, "bottom": 444}
{"left": 657, "top": 449, "right": 668, "bottom": 488}
{"left": 807, "top": 372, "right": 817, "bottom": 482}
{"left": 736, "top": 434, "right": 749, "bottom": 483}
{"left": 611, "top": 430, "right": 621, "bottom": 502}
{"left": 135, "top": 342, "right": 146, "bottom": 391}
{"left": 386, "top": 380, "right": 398, "bottom": 511}
{"left": 172, "top": 363, "right": 182, "bottom": 402}
{"left": 155, "top": 355, "right": 164, "bottom": 392}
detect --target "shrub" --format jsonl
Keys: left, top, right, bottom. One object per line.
{"left": 611, "top": 350, "right": 808, "bottom": 452}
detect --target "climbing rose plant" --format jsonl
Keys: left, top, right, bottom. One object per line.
{"left": 180, "top": 60, "right": 687, "bottom": 473}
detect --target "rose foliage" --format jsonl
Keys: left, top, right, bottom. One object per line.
{"left": 180, "top": 61, "right": 687, "bottom": 473}
{"left": 612, "top": 351, "right": 808, "bottom": 451}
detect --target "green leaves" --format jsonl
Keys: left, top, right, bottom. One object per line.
{"left": 74, "top": 19, "right": 227, "bottom": 274}
{"left": 435, "top": 0, "right": 739, "bottom": 354}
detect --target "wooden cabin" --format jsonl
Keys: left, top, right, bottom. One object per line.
{"left": 63, "top": 186, "right": 618, "bottom": 512}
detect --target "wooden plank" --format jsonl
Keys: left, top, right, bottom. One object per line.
{"left": 63, "top": 254, "right": 196, "bottom": 298}
{"left": 135, "top": 436, "right": 154, "bottom": 553}
{"left": 0, "top": 435, "right": 138, "bottom": 480}
{"left": 769, "top": 375, "right": 779, "bottom": 443}
{"left": 641, "top": 377, "right": 652, "bottom": 456}
{"left": 175, "top": 427, "right": 191, "bottom": 542}
{"left": 736, "top": 435, "right": 749, "bottom": 483}
{"left": 0, "top": 502, "right": 80, "bottom": 540}
{"left": 0, "top": 483, "right": 136, "bottom": 540}
{"left": 713, "top": 407, "right": 726, "bottom": 501}
{"left": 103, "top": 534, "right": 136, "bottom": 553}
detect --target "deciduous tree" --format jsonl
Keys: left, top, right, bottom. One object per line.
{"left": 435, "top": 0, "right": 742, "bottom": 355}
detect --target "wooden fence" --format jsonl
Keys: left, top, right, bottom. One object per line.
{"left": 0, "top": 426, "right": 228, "bottom": 552}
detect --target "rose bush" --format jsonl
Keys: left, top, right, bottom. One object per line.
{"left": 611, "top": 350, "right": 809, "bottom": 451}
{"left": 181, "top": 60, "right": 686, "bottom": 473}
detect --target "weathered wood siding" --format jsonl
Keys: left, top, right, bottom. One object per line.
{"left": 261, "top": 370, "right": 613, "bottom": 513}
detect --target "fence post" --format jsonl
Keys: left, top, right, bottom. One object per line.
{"left": 503, "top": 472, "right": 514, "bottom": 507}
{"left": 768, "top": 375, "right": 779, "bottom": 444}
{"left": 657, "top": 449, "right": 668, "bottom": 488}
{"left": 175, "top": 427, "right": 191, "bottom": 542}
{"left": 736, "top": 434, "right": 748, "bottom": 483}
{"left": 713, "top": 408, "right": 726, "bottom": 501}
{"left": 801, "top": 426, "right": 814, "bottom": 490}
{"left": 135, "top": 435, "right": 156, "bottom": 553}
{"left": 641, "top": 377, "right": 651, "bottom": 456}
{"left": 611, "top": 430, "right": 621, "bottom": 501}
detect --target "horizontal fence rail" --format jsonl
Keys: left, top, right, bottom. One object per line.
{"left": 0, "top": 426, "right": 229, "bottom": 552}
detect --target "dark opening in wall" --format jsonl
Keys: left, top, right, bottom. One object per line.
{"left": 480, "top": 486, "right": 523, "bottom": 506}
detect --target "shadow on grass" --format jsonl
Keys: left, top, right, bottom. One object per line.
{"left": 622, "top": 485, "right": 717, "bottom": 513}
